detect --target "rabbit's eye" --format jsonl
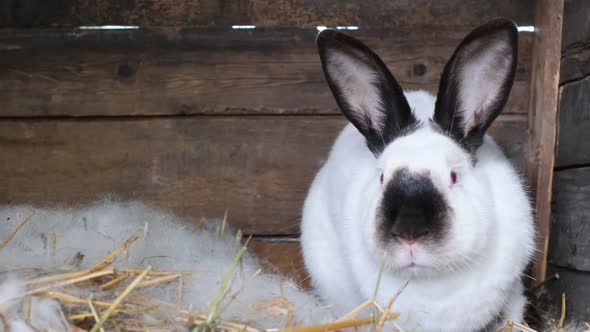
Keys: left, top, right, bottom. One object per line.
{"left": 380, "top": 173, "right": 384, "bottom": 185}
{"left": 450, "top": 171, "right": 457, "bottom": 185}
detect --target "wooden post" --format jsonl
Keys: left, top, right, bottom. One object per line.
{"left": 527, "top": 0, "right": 564, "bottom": 285}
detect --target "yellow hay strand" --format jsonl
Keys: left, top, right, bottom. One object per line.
{"left": 375, "top": 280, "right": 409, "bottom": 332}
{"left": 270, "top": 314, "right": 400, "bottom": 332}
{"left": 35, "top": 291, "right": 113, "bottom": 307}
{"left": 0, "top": 211, "right": 34, "bottom": 249}
{"left": 88, "top": 235, "right": 139, "bottom": 272}
{"left": 88, "top": 295, "right": 105, "bottom": 332}
{"left": 559, "top": 292, "right": 566, "bottom": 328}
{"left": 99, "top": 273, "right": 130, "bottom": 290}
{"left": 336, "top": 299, "right": 372, "bottom": 321}
{"left": 27, "top": 269, "right": 115, "bottom": 297}
{"left": 0, "top": 312, "right": 9, "bottom": 331}
{"left": 24, "top": 295, "right": 32, "bottom": 324}
{"left": 89, "top": 266, "right": 152, "bottom": 332}
{"left": 192, "top": 217, "right": 206, "bottom": 233}
{"left": 137, "top": 274, "right": 180, "bottom": 288}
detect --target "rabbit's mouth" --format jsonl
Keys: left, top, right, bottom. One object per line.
{"left": 369, "top": 237, "right": 439, "bottom": 277}
{"left": 400, "top": 263, "right": 432, "bottom": 275}
{"left": 388, "top": 257, "right": 436, "bottom": 277}
{"left": 400, "top": 262, "right": 424, "bottom": 270}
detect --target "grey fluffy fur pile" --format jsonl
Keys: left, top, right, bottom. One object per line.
{"left": 0, "top": 201, "right": 334, "bottom": 331}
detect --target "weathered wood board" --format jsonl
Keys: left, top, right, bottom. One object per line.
{"left": 0, "top": 115, "right": 527, "bottom": 235}
{"left": 0, "top": 0, "right": 533, "bottom": 28}
{"left": 557, "top": 0, "right": 590, "bottom": 167}
{"left": 249, "top": 239, "right": 308, "bottom": 288}
{"left": 560, "top": 43, "right": 590, "bottom": 86}
{"left": 549, "top": 167, "right": 590, "bottom": 272}
{"left": 561, "top": 0, "right": 590, "bottom": 55}
{"left": 0, "top": 28, "right": 531, "bottom": 117}
{"left": 556, "top": 76, "right": 590, "bottom": 168}
{"left": 0, "top": 0, "right": 543, "bottom": 297}
{"left": 526, "top": 0, "right": 564, "bottom": 284}
{"left": 541, "top": 0, "right": 590, "bottom": 323}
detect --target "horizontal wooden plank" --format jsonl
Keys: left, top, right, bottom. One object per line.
{"left": 0, "top": 0, "right": 534, "bottom": 28}
{"left": 249, "top": 239, "right": 309, "bottom": 289}
{"left": 0, "top": 115, "right": 527, "bottom": 235}
{"left": 555, "top": 76, "right": 590, "bottom": 167}
{"left": 548, "top": 167, "right": 590, "bottom": 272}
{"left": 0, "top": 28, "right": 532, "bottom": 117}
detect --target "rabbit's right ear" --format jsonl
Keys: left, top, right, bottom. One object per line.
{"left": 317, "top": 30, "right": 417, "bottom": 155}
{"left": 433, "top": 19, "right": 518, "bottom": 155}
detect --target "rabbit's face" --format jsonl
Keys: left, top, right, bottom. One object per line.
{"left": 316, "top": 20, "right": 518, "bottom": 277}
{"left": 369, "top": 127, "right": 492, "bottom": 277}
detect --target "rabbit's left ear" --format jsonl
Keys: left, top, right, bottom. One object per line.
{"left": 316, "top": 29, "right": 417, "bottom": 155}
{"left": 433, "top": 19, "right": 518, "bottom": 154}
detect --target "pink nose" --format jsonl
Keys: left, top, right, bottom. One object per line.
{"left": 403, "top": 239, "right": 416, "bottom": 245}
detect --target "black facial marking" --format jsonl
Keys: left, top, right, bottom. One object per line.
{"left": 378, "top": 169, "right": 448, "bottom": 243}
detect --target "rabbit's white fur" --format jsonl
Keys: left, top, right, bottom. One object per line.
{"left": 301, "top": 90, "right": 534, "bottom": 331}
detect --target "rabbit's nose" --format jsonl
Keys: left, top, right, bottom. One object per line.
{"left": 389, "top": 207, "right": 432, "bottom": 241}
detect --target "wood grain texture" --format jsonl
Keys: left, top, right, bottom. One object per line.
{"left": 556, "top": 76, "right": 590, "bottom": 167}
{"left": 0, "top": 115, "right": 527, "bottom": 235}
{"left": 561, "top": 0, "right": 590, "bottom": 51}
{"left": 0, "top": 0, "right": 534, "bottom": 28}
{"left": 0, "top": 116, "right": 344, "bottom": 235}
{"left": 526, "top": 0, "right": 564, "bottom": 285}
{"left": 548, "top": 167, "right": 590, "bottom": 272}
{"left": 559, "top": 0, "right": 590, "bottom": 84}
{"left": 560, "top": 44, "right": 590, "bottom": 85}
{"left": 249, "top": 239, "right": 309, "bottom": 289}
{"left": 543, "top": 0, "right": 590, "bottom": 321}
{"left": 0, "top": 28, "right": 532, "bottom": 117}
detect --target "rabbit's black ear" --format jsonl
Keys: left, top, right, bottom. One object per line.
{"left": 317, "top": 29, "right": 417, "bottom": 155}
{"left": 433, "top": 19, "right": 518, "bottom": 154}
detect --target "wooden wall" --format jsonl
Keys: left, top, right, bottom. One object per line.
{"left": 544, "top": 0, "right": 590, "bottom": 321}
{"left": 0, "top": 1, "right": 535, "bottom": 283}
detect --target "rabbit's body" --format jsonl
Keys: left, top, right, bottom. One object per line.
{"left": 301, "top": 92, "right": 532, "bottom": 331}
{"left": 301, "top": 20, "right": 534, "bottom": 332}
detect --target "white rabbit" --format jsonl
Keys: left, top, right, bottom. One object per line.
{"left": 301, "top": 19, "right": 535, "bottom": 332}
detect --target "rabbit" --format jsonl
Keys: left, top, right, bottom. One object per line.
{"left": 301, "top": 19, "right": 535, "bottom": 332}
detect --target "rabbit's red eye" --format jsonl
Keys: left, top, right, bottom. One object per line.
{"left": 450, "top": 171, "right": 457, "bottom": 185}
{"left": 380, "top": 173, "right": 384, "bottom": 184}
